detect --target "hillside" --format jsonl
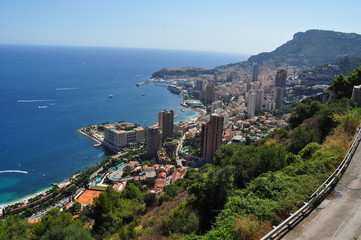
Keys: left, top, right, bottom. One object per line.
{"left": 248, "top": 30, "right": 361, "bottom": 67}
{"left": 299, "top": 56, "right": 361, "bottom": 86}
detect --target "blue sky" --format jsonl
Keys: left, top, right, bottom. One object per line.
{"left": 1, "top": 0, "right": 360, "bottom": 54}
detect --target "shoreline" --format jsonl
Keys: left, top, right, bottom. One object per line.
{"left": 0, "top": 176, "right": 71, "bottom": 210}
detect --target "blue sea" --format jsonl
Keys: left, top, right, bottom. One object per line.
{"left": 0, "top": 45, "right": 245, "bottom": 205}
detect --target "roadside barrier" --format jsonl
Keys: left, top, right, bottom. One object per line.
{"left": 261, "top": 127, "right": 361, "bottom": 240}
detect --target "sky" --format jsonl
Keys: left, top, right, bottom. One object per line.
{"left": 1, "top": 0, "right": 361, "bottom": 55}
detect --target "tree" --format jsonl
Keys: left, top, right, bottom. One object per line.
{"left": 40, "top": 224, "right": 94, "bottom": 240}
{"left": 32, "top": 208, "right": 74, "bottom": 238}
{"left": 144, "top": 193, "right": 157, "bottom": 208}
{"left": 69, "top": 202, "right": 82, "bottom": 215}
{"left": 288, "top": 100, "right": 321, "bottom": 128}
{"left": 91, "top": 186, "right": 144, "bottom": 237}
{"left": 0, "top": 215, "right": 31, "bottom": 240}
{"left": 121, "top": 183, "right": 144, "bottom": 201}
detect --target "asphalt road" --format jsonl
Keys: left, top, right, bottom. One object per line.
{"left": 283, "top": 141, "right": 361, "bottom": 240}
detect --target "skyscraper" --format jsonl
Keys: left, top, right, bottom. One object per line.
{"left": 195, "top": 79, "right": 204, "bottom": 91}
{"left": 275, "top": 70, "right": 287, "bottom": 88}
{"left": 201, "top": 114, "right": 224, "bottom": 163}
{"left": 255, "top": 88, "right": 264, "bottom": 113}
{"left": 252, "top": 63, "right": 259, "bottom": 82}
{"left": 146, "top": 126, "right": 162, "bottom": 158}
{"left": 273, "top": 87, "right": 284, "bottom": 109}
{"left": 247, "top": 91, "right": 256, "bottom": 118}
{"left": 158, "top": 110, "right": 174, "bottom": 139}
{"left": 205, "top": 82, "right": 216, "bottom": 104}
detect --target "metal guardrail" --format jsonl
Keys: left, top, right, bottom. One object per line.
{"left": 261, "top": 127, "right": 361, "bottom": 240}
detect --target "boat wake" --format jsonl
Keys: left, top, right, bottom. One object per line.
{"left": 17, "top": 99, "right": 55, "bottom": 103}
{"left": 55, "top": 88, "right": 79, "bottom": 91}
{"left": 0, "top": 170, "right": 29, "bottom": 174}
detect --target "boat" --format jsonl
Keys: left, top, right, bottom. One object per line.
{"left": 38, "top": 106, "right": 48, "bottom": 109}
{"left": 108, "top": 94, "right": 113, "bottom": 98}
{"left": 141, "top": 93, "right": 146, "bottom": 96}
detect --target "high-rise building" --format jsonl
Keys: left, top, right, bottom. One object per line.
{"left": 195, "top": 79, "right": 204, "bottom": 91}
{"left": 146, "top": 126, "right": 162, "bottom": 158}
{"left": 211, "top": 100, "right": 223, "bottom": 113}
{"left": 352, "top": 85, "right": 361, "bottom": 107}
{"left": 273, "top": 87, "right": 285, "bottom": 109}
{"left": 275, "top": 70, "right": 287, "bottom": 88}
{"left": 205, "top": 82, "right": 216, "bottom": 104}
{"left": 247, "top": 91, "right": 256, "bottom": 118}
{"left": 255, "top": 88, "right": 264, "bottom": 113}
{"left": 158, "top": 110, "right": 174, "bottom": 139}
{"left": 252, "top": 63, "right": 259, "bottom": 82}
{"left": 201, "top": 114, "right": 224, "bottom": 163}
{"left": 265, "top": 99, "right": 275, "bottom": 111}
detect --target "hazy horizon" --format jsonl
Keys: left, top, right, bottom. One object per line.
{"left": 1, "top": 1, "right": 361, "bottom": 55}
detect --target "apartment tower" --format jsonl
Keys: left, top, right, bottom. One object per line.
{"left": 205, "top": 82, "right": 216, "bottom": 104}
{"left": 158, "top": 110, "right": 174, "bottom": 139}
{"left": 275, "top": 69, "right": 287, "bottom": 88}
{"left": 146, "top": 126, "right": 163, "bottom": 158}
{"left": 201, "top": 114, "right": 224, "bottom": 163}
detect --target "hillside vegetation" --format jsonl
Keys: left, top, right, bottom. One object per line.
{"left": 299, "top": 56, "right": 361, "bottom": 86}
{"left": 248, "top": 30, "right": 361, "bottom": 67}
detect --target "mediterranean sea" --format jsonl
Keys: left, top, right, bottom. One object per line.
{"left": 0, "top": 45, "right": 246, "bottom": 204}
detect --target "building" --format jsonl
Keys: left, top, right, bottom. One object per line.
{"left": 252, "top": 63, "right": 259, "bottom": 82}
{"left": 205, "top": 82, "right": 216, "bottom": 104}
{"left": 158, "top": 110, "right": 174, "bottom": 139}
{"left": 195, "top": 79, "right": 204, "bottom": 91}
{"left": 273, "top": 87, "right": 285, "bottom": 109}
{"left": 247, "top": 91, "right": 256, "bottom": 118}
{"left": 275, "top": 69, "right": 287, "bottom": 88}
{"left": 147, "top": 126, "right": 162, "bottom": 158}
{"left": 211, "top": 100, "right": 223, "bottom": 113}
{"left": 352, "top": 85, "right": 361, "bottom": 107}
{"left": 103, "top": 124, "right": 145, "bottom": 152}
{"left": 255, "top": 88, "right": 264, "bottom": 113}
{"left": 201, "top": 114, "right": 224, "bottom": 163}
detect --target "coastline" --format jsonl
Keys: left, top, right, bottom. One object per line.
{"left": 0, "top": 176, "right": 71, "bottom": 210}
{"left": 1, "top": 88, "right": 201, "bottom": 212}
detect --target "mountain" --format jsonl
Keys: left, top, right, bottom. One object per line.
{"left": 248, "top": 30, "right": 361, "bottom": 67}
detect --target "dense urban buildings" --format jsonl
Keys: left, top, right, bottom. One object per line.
{"left": 158, "top": 110, "right": 174, "bottom": 139}
{"left": 201, "top": 114, "right": 224, "bottom": 163}
{"left": 146, "top": 126, "right": 162, "bottom": 158}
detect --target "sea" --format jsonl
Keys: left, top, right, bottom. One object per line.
{"left": 0, "top": 44, "right": 246, "bottom": 205}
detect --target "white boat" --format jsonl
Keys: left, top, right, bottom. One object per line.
{"left": 141, "top": 93, "right": 146, "bottom": 96}
{"left": 108, "top": 94, "right": 113, "bottom": 98}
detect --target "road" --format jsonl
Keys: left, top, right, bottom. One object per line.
{"left": 176, "top": 134, "right": 186, "bottom": 167}
{"left": 283, "top": 141, "right": 361, "bottom": 240}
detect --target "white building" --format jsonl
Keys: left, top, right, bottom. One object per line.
{"left": 103, "top": 125, "right": 145, "bottom": 152}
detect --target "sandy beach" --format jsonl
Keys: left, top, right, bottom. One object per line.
{"left": 0, "top": 177, "right": 71, "bottom": 211}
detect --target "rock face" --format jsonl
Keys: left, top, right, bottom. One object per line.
{"left": 248, "top": 29, "right": 361, "bottom": 67}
